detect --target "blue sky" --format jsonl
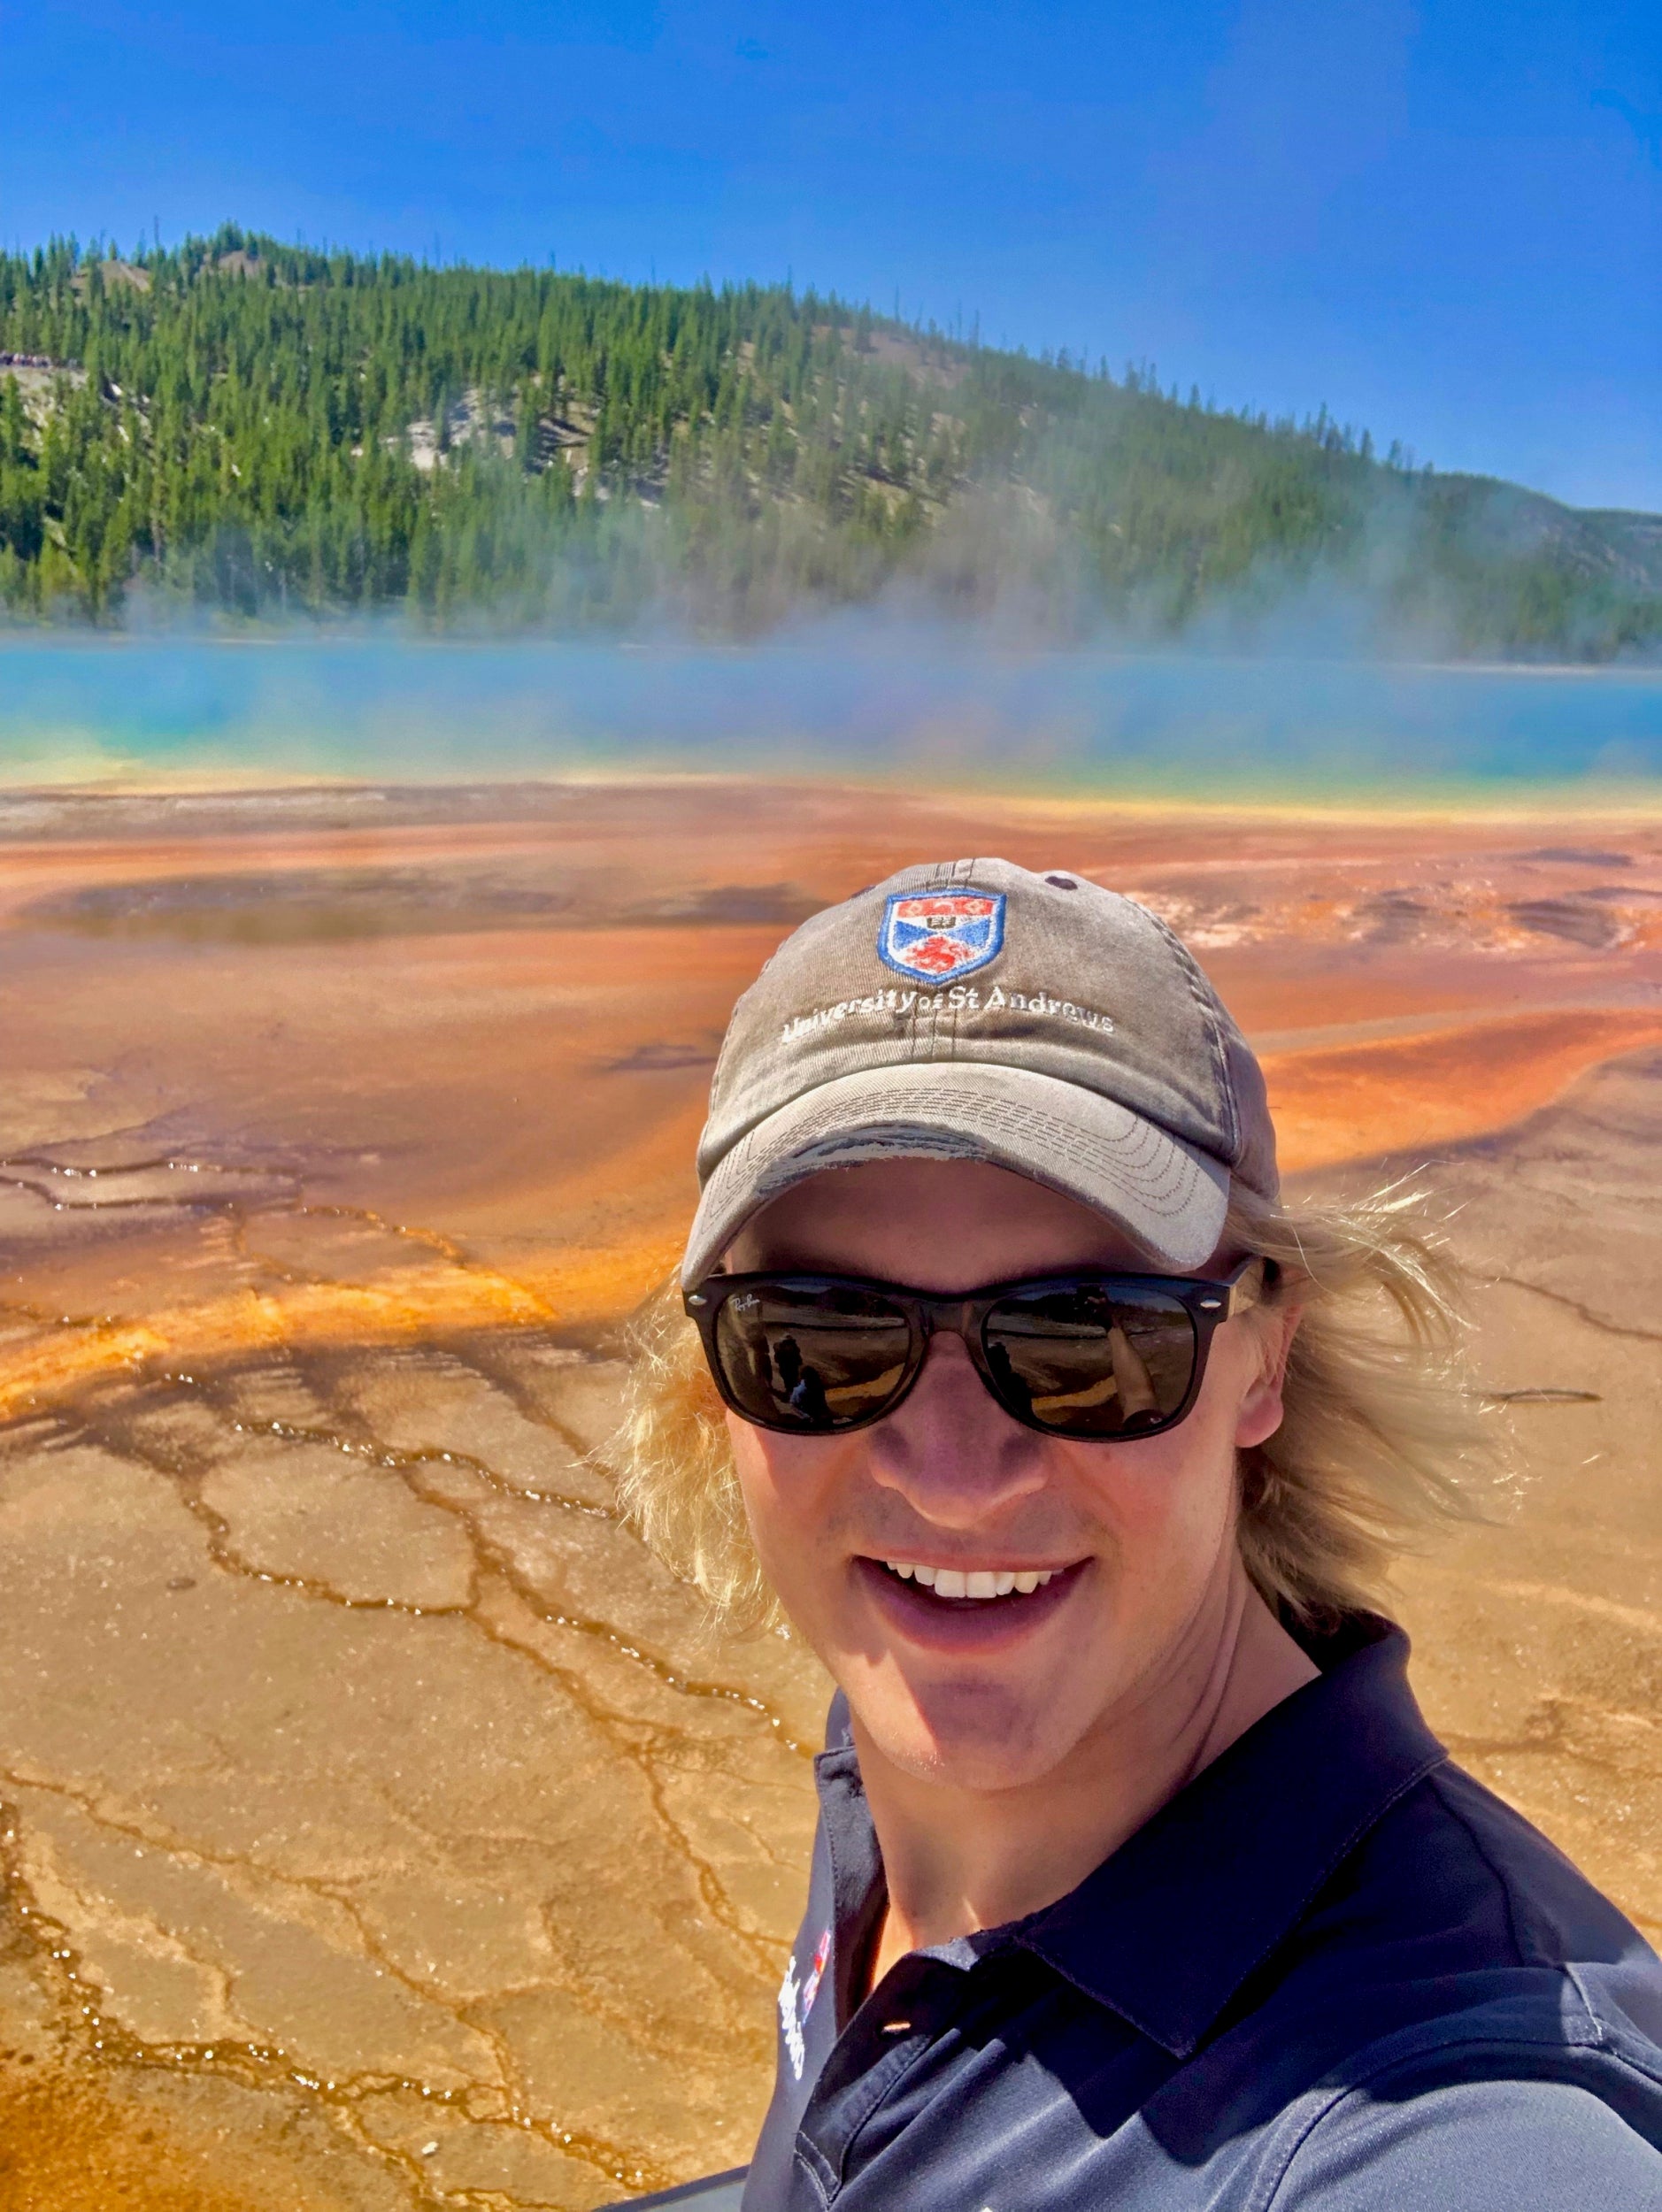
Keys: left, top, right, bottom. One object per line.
{"left": 4, "top": 0, "right": 1659, "bottom": 510}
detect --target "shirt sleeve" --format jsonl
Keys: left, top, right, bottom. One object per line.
{"left": 1273, "top": 2079, "right": 1662, "bottom": 2211}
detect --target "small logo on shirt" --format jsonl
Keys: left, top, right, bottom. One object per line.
{"left": 777, "top": 1924, "right": 833, "bottom": 2080}
{"left": 879, "top": 891, "right": 1005, "bottom": 981}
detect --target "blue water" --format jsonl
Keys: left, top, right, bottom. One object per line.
{"left": 2, "top": 633, "right": 1660, "bottom": 799}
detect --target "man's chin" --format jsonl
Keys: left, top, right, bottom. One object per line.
{"left": 849, "top": 1673, "right": 1091, "bottom": 1794}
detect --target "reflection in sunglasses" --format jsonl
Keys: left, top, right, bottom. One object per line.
{"left": 1028, "top": 1325, "right": 1159, "bottom": 1417}
{"left": 1112, "top": 1325, "right": 1158, "bottom": 1414}
{"left": 823, "top": 1362, "right": 909, "bottom": 1409}
{"left": 713, "top": 1280, "right": 1204, "bottom": 1437}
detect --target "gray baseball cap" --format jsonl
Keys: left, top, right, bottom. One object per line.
{"left": 682, "top": 856, "right": 1277, "bottom": 1285}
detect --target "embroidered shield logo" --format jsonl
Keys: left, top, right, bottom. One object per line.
{"left": 879, "top": 891, "right": 1005, "bottom": 980}
{"left": 801, "top": 1925, "right": 831, "bottom": 2021}
{"left": 777, "top": 1925, "right": 832, "bottom": 2081}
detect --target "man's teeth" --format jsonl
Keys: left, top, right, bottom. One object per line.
{"left": 883, "top": 1563, "right": 1059, "bottom": 1600}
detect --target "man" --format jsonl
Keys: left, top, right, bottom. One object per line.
{"left": 620, "top": 859, "right": 1662, "bottom": 2208}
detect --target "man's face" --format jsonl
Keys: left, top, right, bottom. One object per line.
{"left": 724, "top": 1159, "right": 1291, "bottom": 1794}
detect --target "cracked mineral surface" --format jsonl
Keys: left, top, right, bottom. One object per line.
{"left": 0, "top": 1340, "right": 830, "bottom": 2206}
{"left": 0, "top": 780, "right": 1658, "bottom": 2204}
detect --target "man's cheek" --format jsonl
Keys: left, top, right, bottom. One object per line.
{"left": 734, "top": 1457, "right": 828, "bottom": 1610}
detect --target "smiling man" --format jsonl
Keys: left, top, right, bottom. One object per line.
{"left": 619, "top": 859, "right": 1662, "bottom": 2210}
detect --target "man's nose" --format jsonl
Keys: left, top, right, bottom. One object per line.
{"left": 864, "top": 1331, "right": 1049, "bottom": 1522}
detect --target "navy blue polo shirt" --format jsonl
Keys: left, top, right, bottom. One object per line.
{"left": 744, "top": 1618, "right": 1662, "bottom": 2209}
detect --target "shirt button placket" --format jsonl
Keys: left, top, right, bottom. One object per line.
{"left": 802, "top": 1963, "right": 964, "bottom": 2200}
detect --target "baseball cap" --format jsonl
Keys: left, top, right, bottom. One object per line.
{"left": 682, "top": 856, "right": 1278, "bottom": 1286}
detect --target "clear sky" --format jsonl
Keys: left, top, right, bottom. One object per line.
{"left": 4, "top": 0, "right": 1658, "bottom": 511}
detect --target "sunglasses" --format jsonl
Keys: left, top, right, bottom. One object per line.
{"left": 684, "top": 1257, "right": 1269, "bottom": 1442}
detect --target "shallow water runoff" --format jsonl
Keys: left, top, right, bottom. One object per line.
{"left": 4, "top": 633, "right": 1661, "bottom": 800}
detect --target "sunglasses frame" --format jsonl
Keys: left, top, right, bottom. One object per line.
{"left": 684, "top": 1256, "right": 1270, "bottom": 1441}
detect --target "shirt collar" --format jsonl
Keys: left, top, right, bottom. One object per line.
{"left": 1013, "top": 1616, "right": 1446, "bottom": 2056}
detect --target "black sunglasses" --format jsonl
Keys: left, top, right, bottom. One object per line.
{"left": 684, "top": 1258, "right": 1269, "bottom": 1442}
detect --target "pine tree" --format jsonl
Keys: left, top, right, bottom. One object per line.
{"left": 0, "top": 227, "right": 1650, "bottom": 654}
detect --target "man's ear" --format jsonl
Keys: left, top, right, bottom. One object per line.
{"left": 1235, "top": 1302, "right": 1301, "bottom": 1451}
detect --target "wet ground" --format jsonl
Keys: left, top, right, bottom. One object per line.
{"left": 0, "top": 780, "right": 1658, "bottom": 2204}
{"left": 0, "top": 1335, "right": 829, "bottom": 2207}
{"left": 1327, "top": 1048, "right": 1662, "bottom": 1944}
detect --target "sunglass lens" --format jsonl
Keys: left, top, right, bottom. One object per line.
{"left": 983, "top": 1285, "right": 1196, "bottom": 1436}
{"left": 713, "top": 1282, "right": 917, "bottom": 1431}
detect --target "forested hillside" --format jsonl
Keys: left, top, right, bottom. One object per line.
{"left": 2, "top": 225, "right": 1658, "bottom": 655}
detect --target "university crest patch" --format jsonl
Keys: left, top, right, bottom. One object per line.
{"left": 879, "top": 890, "right": 1005, "bottom": 980}
{"left": 777, "top": 1925, "right": 832, "bottom": 2081}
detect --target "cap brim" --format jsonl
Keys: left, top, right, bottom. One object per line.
{"left": 682, "top": 1061, "right": 1230, "bottom": 1285}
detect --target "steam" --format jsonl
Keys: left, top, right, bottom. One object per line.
{"left": 2, "top": 624, "right": 1659, "bottom": 802}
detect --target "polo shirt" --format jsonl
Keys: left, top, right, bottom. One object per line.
{"left": 741, "top": 1617, "right": 1662, "bottom": 2210}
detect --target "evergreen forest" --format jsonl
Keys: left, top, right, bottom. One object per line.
{"left": 2, "top": 226, "right": 1658, "bottom": 656}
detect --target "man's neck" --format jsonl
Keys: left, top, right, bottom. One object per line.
{"left": 852, "top": 1568, "right": 1320, "bottom": 1993}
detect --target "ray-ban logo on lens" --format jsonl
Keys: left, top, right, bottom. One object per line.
{"left": 879, "top": 890, "right": 1005, "bottom": 980}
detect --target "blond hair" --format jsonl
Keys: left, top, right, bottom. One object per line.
{"left": 607, "top": 1180, "right": 1500, "bottom": 1636}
